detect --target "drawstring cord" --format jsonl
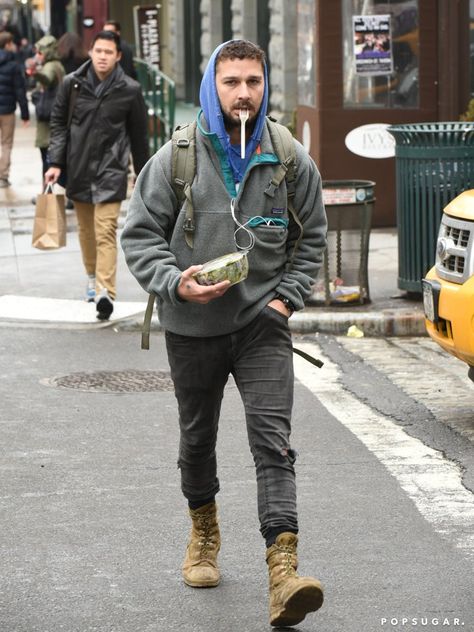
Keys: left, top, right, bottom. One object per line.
{"left": 230, "top": 197, "right": 256, "bottom": 251}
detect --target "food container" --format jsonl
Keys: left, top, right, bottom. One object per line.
{"left": 193, "top": 251, "right": 249, "bottom": 286}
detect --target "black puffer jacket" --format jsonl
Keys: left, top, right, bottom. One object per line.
{"left": 0, "top": 49, "right": 29, "bottom": 119}
{"left": 48, "top": 60, "right": 149, "bottom": 203}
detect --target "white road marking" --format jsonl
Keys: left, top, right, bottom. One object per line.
{"left": 294, "top": 341, "right": 474, "bottom": 558}
{"left": 340, "top": 337, "right": 474, "bottom": 443}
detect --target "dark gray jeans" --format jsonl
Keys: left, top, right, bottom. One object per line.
{"left": 165, "top": 305, "right": 298, "bottom": 540}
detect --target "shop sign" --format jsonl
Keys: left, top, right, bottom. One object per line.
{"left": 345, "top": 123, "right": 395, "bottom": 159}
{"left": 323, "top": 188, "right": 356, "bottom": 205}
{"left": 353, "top": 14, "right": 393, "bottom": 76}
{"left": 134, "top": 5, "right": 160, "bottom": 71}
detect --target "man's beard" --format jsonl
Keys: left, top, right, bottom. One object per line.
{"left": 222, "top": 108, "right": 257, "bottom": 131}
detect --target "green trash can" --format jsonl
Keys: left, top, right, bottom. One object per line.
{"left": 388, "top": 122, "right": 474, "bottom": 293}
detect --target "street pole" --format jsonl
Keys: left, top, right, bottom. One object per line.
{"left": 25, "top": 0, "right": 33, "bottom": 44}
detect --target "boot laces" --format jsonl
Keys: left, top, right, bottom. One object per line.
{"left": 195, "top": 514, "right": 216, "bottom": 556}
{"left": 275, "top": 544, "right": 297, "bottom": 577}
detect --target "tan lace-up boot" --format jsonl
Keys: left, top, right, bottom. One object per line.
{"left": 182, "top": 502, "right": 221, "bottom": 587}
{"left": 266, "top": 532, "right": 324, "bottom": 627}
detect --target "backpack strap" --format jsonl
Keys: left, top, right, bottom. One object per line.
{"left": 171, "top": 121, "right": 197, "bottom": 249}
{"left": 265, "top": 118, "right": 303, "bottom": 271}
{"left": 142, "top": 293, "right": 155, "bottom": 350}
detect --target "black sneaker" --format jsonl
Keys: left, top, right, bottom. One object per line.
{"left": 95, "top": 289, "right": 114, "bottom": 321}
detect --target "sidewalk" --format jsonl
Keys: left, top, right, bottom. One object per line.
{"left": 0, "top": 107, "right": 426, "bottom": 336}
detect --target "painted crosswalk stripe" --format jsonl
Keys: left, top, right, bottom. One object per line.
{"left": 294, "top": 341, "right": 474, "bottom": 558}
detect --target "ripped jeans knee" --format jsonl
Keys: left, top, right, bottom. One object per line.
{"left": 280, "top": 446, "right": 298, "bottom": 465}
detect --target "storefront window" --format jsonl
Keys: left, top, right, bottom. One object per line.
{"left": 297, "top": 0, "right": 316, "bottom": 107}
{"left": 342, "top": 0, "right": 419, "bottom": 108}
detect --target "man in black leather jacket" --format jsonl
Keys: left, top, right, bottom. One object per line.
{"left": 45, "top": 30, "right": 148, "bottom": 320}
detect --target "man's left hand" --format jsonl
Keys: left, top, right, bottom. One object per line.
{"left": 177, "top": 265, "right": 231, "bottom": 303}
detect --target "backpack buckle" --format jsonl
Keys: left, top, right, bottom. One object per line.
{"left": 264, "top": 179, "right": 280, "bottom": 197}
{"left": 183, "top": 218, "right": 195, "bottom": 233}
{"left": 177, "top": 139, "right": 190, "bottom": 148}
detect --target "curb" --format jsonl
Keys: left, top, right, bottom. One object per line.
{"left": 290, "top": 309, "right": 427, "bottom": 336}
{"left": 114, "top": 308, "right": 427, "bottom": 338}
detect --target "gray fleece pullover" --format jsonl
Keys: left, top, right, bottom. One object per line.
{"left": 120, "top": 120, "right": 327, "bottom": 337}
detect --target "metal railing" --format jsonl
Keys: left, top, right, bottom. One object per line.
{"left": 134, "top": 58, "right": 176, "bottom": 154}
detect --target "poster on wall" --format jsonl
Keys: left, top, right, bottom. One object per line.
{"left": 353, "top": 15, "right": 393, "bottom": 76}
{"left": 134, "top": 5, "right": 160, "bottom": 71}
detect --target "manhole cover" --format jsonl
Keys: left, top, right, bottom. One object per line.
{"left": 49, "top": 370, "right": 174, "bottom": 393}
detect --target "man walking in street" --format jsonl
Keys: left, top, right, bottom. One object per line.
{"left": 0, "top": 32, "right": 29, "bottom": 188}
{"left": 45, "top": 30, "right": 148, "bottom": 320}
{"left": 121, "top": 40, "right": 327, "bottom": 627}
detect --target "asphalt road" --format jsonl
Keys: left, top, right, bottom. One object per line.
{"left": 0, "top": 326, "right": 472, "bottom": 632}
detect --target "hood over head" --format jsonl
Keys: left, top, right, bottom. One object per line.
{"left": 199, "top": 40, "right": 269, "bottom": 184}
{"left": 35, "top": 35, "right": 60, "bottom": 62}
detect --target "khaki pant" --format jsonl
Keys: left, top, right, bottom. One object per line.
{"left": 74, "top": 201, "right": 121, "bottom": 300}
{"left": 0, "top": 113, "right": 15, "bottom": 180}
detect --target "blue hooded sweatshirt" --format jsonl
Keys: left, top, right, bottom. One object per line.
{"left": 199, "top": 40, "right": 269, "bottom": 186}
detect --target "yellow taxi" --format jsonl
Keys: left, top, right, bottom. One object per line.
{"left": 422, "top": 189, "right": 474, "bottom": 382}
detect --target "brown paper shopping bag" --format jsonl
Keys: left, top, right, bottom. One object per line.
{"left": 32, "top": 184, "right": 66, "bottom": 250}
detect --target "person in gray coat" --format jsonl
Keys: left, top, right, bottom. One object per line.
{"left": 45, "top": 30, "right": 148, "bottom": 320}
{"left": 121, "top": 40, "right": 327, "bottom": 627}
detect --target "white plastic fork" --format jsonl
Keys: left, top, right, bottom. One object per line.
{"left": 240, "top": 109, "right": 249, "bottom": 159}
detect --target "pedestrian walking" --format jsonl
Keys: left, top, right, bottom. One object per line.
{"left": 57, "top": 32, "right": 88, "bottom": 74}
{"left": 0, "top": 31, "right": 29, "bottom": 188}
{"left": 31, "top": 35, "right": 65, "bottom": 180}
{"left": 121, "top": 39, "right": 327, "bottom": 627}
{"left": 0, "top": 9, "right": 21, "bottom": 46}
{"left": 18, "top": 37, "right": 35, "bottom": 66}
{"left": 45, "top": 30, "right": 148, "bottom": 320}
{"left": 102, "top": 20, "right": 137, "bottom": 80}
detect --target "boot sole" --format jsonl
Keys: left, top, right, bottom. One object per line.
{"left": 183, "top": 576, "right": 220, "bottom": 588}
{"left": 271, "top": 583, "right": 324, "bottom": 627}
